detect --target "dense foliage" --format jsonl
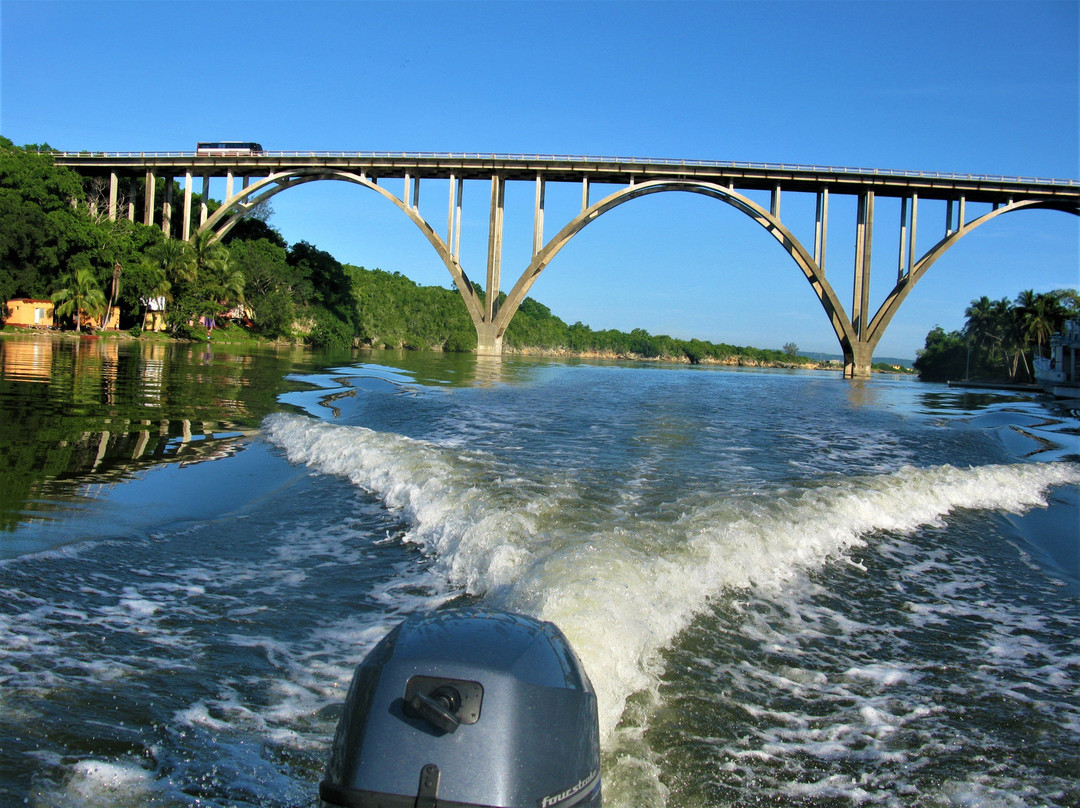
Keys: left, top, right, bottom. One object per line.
{"left": 510, "top": 312, "right": 800, "bottom": 365}
{"left": 914, "top": 289, "right": 1079, "bottom": 382}
{"left": 1, "top": 137, "right": 808, "bottom": 364}
{"left": 0, "top": 139, "right": 356, "bottom": 345}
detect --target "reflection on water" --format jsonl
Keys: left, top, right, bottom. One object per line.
{"left": 1, "top": 336, "right": 55, "bottom": 382}
{"left": 0, "top": 334, "right": 353, "bottom": 533}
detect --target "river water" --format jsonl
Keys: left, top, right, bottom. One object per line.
{"left": 1, "top": 334, "right": 1078, "bottom": 808}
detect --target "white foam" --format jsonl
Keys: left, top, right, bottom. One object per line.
{"left": 263, "top": 413, "right": 1080, "bottom": 746}
{"left": 931, "top": 778, "right": 1046, "bottom": 807}
{"left": 845, "top": 663, "right": 917, "bottom": 687}
{"left": 47, "top": 760, "right": 156, "bottom": 808}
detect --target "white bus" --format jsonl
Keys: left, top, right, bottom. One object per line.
{"left": 196, "top": 141, "right": 264, "bottom": 156}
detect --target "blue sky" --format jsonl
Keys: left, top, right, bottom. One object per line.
{"left": 2, "top": 0, "right": 1077, "bottom": 359}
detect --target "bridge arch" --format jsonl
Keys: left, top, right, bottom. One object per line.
{"left": 866, "top": 200, "right": 1079, "bottom": 345}
{"left": 197, "top": 167, "right": 488, "bottom": 326}
{"left": 495, "top": 179, "right": 858, "bottom": 367}
{"left": 194, "top": 167, "right": 1078, "bottom": 376}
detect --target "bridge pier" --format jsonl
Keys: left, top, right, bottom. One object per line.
{"left": 844, "top": 341, "right": 874, "bottom": 378}
{"left": 475, "top": 323, "right": 503, "bottom": 357}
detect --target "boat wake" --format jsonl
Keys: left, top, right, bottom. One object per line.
{"left": 264, "top": 413, "right": 1080, "bottom": 744}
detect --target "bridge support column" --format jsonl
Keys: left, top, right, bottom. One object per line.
{"left": 182, "top": 170, "right": 193, "bottom": 241}
{"left": 844, "top": 341, "right": 874, "bottom": 378}
{"left": 108, "top": 171, "right": 118, "bottom": 221}
{"left": 144, "top": 170, "right": 156, "bottom": 227}
{"left": 476, "top": 323, "right": 503, "bottom": 357}
{"left": 201, "top": 174, "right": 210, "bottom": 225}
{"left": 486, "top": 175, "right": 505, "bottom": 322}
{"left": 533, "top": 174, "right": 545, "bottom": 255}
{"left": 162, "top": 180, "right": 173, "bottom": 237}
{"left": 814, "top": 189, "right": 828, "bottom": 272}
{"left": 852, "top": 191, "right": 874, "bottom": 340}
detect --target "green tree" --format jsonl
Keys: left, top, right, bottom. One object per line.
{"left": 176, "top": 231, "right": 240, "bottom": 330}
{"left": 288, "top": 241, "right": 356, "bottom": 343}
{"left": 222, "top": 215, "right": 287, "bottom": 249}
{"left": 914, "top": 325, "right": 967, "bottom": 381}
{"left": 231, "top": 238, "right": 294, "bottom": 338}
{"left": 504, "top": 296, "right": 570, "bottom": 349}
{"left": 252, "top": 288, "right": 296, "bottom": 339}
{"left": 123, "top": 258, "right": 168, "bottom": 328}
{"left": 160, "top": 232, "right": 234, "bottom": 337}
{"left": 965, "top": 296, "right": 1001, "bottom": 355}
{"left": 201, "top": 248, "right": 245, "bottom": 315}
{"left": 186, "top": 230, "right": 230, "bottom": 283}
{"left": 0, "top": 139, "right": 167, "bottom": 329}
{"left": 919, "top": 286, "right": 1079, "bottom": 383}
{"left": 51, "top": 266, "right": 106, "bottom": 332}
{"left": 963, "top": 296, "right": 1015, "bottom": 377}
{"left": 1016, "top": 289, "right": 1068, "bottom": 357}
{"left": 1011, "top": 289, "right": 1073, "bottom": 381}
{"left": 0, "top": 138, "right": 87, "bottom": 304}
{"left": 152, "top": 237, "right": 194, "bottom": 290}
{"left": 1053, "top": 288, "right": 1080, "bottom": 318}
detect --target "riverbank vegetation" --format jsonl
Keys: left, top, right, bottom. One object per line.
{"left": 913, "top": 289, "right": 1079, "bottom": 382}
{"left": 2, "top": 138, "right": 832, "bottom": 368}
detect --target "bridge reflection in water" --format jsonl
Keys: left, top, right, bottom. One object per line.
{"left": 57, "top": 151, "right": 1080, "bottom": 377}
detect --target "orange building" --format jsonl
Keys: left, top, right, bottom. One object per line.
{"left": 82, "top": 306, "right": 121, "bottom": 330}
{"left": 4, "top": 298, "right": 54, "bottom": 328}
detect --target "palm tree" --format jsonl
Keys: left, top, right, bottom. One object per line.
{"left": 149, "top": 238, "right": 193, "bottom": 293}
{"left": 185, "top": 230, "right": 229, "bottom": 283}
{"left": 51, "top": 266, "right": 106, "bottom": 333}
{"left": 964, "top": 296, "right": 1021, "bottom": 378}
{"left": 965, "top": 296, "right": 998, "bottom": 371}
{"left": 183, "top": 231, "right": 238, "bottom": 329}
{"left": 1013, "top": 290, "right": 1069, "bottom": 380}
{"left": 220, "top": 265, "right": 245, "bottom": 312}
{"left": 1031, "top": 292, "right": 1065, "bottom": 355}
{"left": 203, "top": 260, "right": 246, "bottom": 316}
{"left": 965, "top": 296, "right": 994, "bottom": 344}
{"left": 1002, "top": 305, "right": 1029, "bottom": 381}
{"left": 134, "top": 256, "right": 169, "bottom": 329}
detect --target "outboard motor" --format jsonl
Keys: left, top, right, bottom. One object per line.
{"left": 320, "top": 607, "right": 601, "bottom": 808}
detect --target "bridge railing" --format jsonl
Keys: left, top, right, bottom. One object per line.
{"left": 53, "top": 151, "right": 1079, "bottom": 187}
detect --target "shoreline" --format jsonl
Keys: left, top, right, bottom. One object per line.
{"left": 1, "top": 326, "right": 915, "bottom": 375}
{"left": 502, "top": 343, "right": 846, "bottom": 371}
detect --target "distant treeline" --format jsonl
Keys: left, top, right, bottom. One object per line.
{"left": 914, "top": 289, "right": 1079, "bottom": 382}
{"left": 347, "top": 266, "right": 802, "bottom": 365}
{"left": 1, "top": 137, "right": 806, "bottom": 365}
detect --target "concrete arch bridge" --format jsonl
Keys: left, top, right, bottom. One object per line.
{"left": 57, "top": 151, "right": 1080, "bottom": 377}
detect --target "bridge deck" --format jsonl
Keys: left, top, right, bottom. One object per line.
{"left": 55, "top": 152, "right": 1080, "bottom": 204}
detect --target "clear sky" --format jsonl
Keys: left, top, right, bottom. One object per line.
{"left": 2, "top": 0, "right": 1077, "bottom": 359}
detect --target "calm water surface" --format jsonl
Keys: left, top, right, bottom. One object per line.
{"left": 1, "top": 334, "right": 1078, "bottom": 807}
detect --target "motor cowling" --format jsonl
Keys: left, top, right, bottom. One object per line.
{"left": 320, "top": 607, "right": 601, "bottom": 808}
